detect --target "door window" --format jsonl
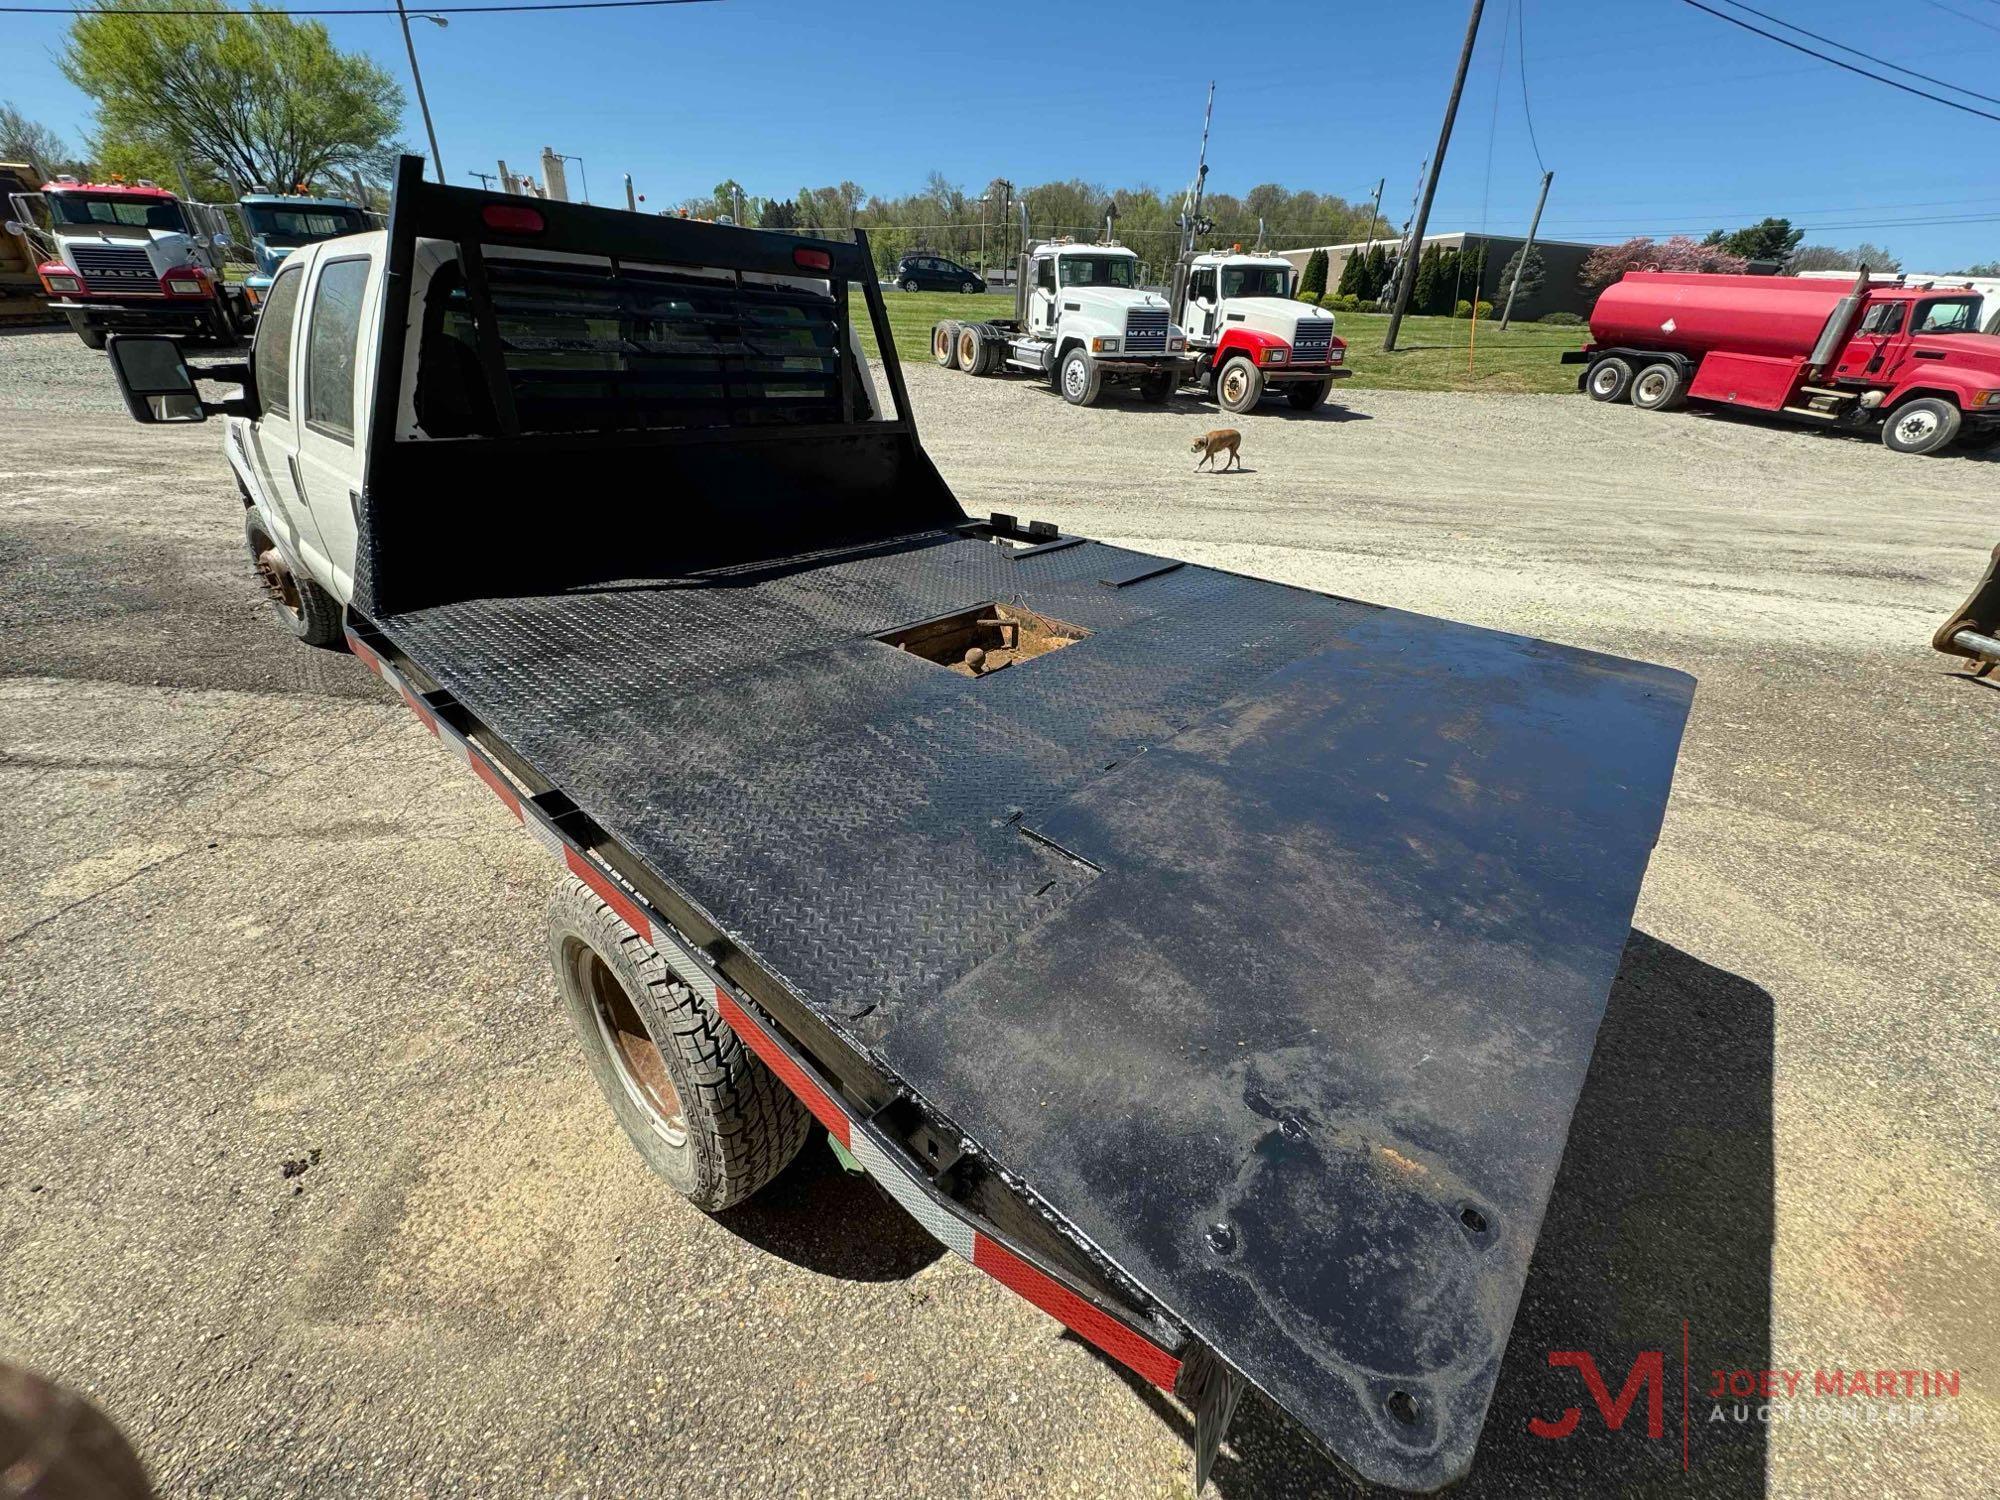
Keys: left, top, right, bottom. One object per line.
{"left": 1035, "top": 258, "right": 1056, "bottom": 292}
{"left": 255, "top": 264, "right": 304, "bottom": 417}
{"left": 304, "top": 256, "right": 370, "bottom": 442}
{"left": 1191, "top": 267, "right": 1217, "bottom": 302}
{"left": 1857, "top": 302, "right": 1904, "bottom": 336}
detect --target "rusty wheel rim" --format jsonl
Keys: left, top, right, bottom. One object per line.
{"left": 255, "top": 545, "right": 303, "bottom": 621}
{"left": 1222, "top": 365, "right": 1250, "bottom": 406}
{"left": 583, "top": 949, "right": 686, "bottom": 1146}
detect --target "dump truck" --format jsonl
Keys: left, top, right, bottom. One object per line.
{"left": 14, "top": 175, "right": 251, "bottom": 347}
{"left": 102, "top": 157, "right": 1694, "bottom": 1494}
{"left": 1564, "top": 268, "right": 2000, "bottom": 455}
{"left": 932, "top": 211, "right": 1198, "bottom": 406}
{"left": 1174, "top": 247, "right": 1350, "bottom": 412}
{"left": 0, "top": 162, "right": 53, "bottom": 325}
{"left": 237, "top": 192, "right": 372, "bottom": 312}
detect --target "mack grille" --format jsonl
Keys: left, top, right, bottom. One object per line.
{"left": 1124, "top": 307, "right": 1168, "bottom": 353}
{"left": 70, "top": 244, "right": 159, "bottom": 295}
{"left": 1292, "top": 318, "right": 1333, "bottom": 363}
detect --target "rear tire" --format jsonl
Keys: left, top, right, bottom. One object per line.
{"left": 1058, "top": 346, "right": 1102, "bottom": 406}
{"left": 244, "top": 512, "right": 343, "bottom": 648}
{"left": 1629, "top": 362, "right": 1685, "bottom": 411}
{"left": 932, "top": 320, "right": 962, "bottom": 369}
{"left": 1216, "top": 355, "right": 1264, "bottom": 414}
{"left": 1586, "top": 356, "right": 1633, "bottom": 403}
{"left": 902, "top": 278, "right": 921, "bottom": 293}
{"left": 1285, "top": 378, "right": 1333, "bottom": 411}
{"left": 1881, "top": 396, "right": 1961, "bottom": 456}
{"left": 957, "top": 323, "right": 990, "bottom": 374}
{"left": 548, "top": 876, "right": 812, "bottom": 1211}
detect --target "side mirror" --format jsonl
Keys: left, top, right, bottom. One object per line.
{"left": 3, "top": 219, "right": 24, "bottom": 237}
{"left": 106, "top": 335, "right": 208, "bottom": 423}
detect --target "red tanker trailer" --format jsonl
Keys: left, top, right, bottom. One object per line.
{"left": 1563, "top": 269, "right": 2000, "bottom": 455}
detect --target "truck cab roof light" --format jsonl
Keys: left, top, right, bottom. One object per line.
{"left": 793, "top": 247, "right": 832, "bottom": 272}
{"left": 481, "top": 204, "right": 544, "bottom": 234}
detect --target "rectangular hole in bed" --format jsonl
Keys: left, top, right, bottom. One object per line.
{"left": 877, "top": 603, "right": 1089, "bottom": 677}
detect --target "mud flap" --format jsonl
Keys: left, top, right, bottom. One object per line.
{"left": 1178, "top": 1344, "right": 1245, "bottom": 1497}
{"left": 1933, "top": 542, "right": 2000, "bottom": 676}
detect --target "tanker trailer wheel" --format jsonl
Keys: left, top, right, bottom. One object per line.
{"left": 1585, "top": 356, "right": 1633, "bottom": 403}
{"left": 1630, "top": 362, "right": 1686, "bottom": 412}
{"left": 244, "top": 513, "right": 343, "bottom": 648}
{"left": 1058, "top": 347, "right": 1104, "bottom": 406}
{"left": 548, "top": 876, "right": 812, "bottom": 1211}
{"left": 932, "top": 320, "right": 962, "bottom": 369}
{"left": 1882, "top": 397, "right": 1962, "bottom": 456}
{"left": 1216, "top": 355, "right": 1265, "bottom": 414}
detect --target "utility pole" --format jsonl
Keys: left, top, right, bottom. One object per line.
{"left": 994, "top": 178, "right": 1014, "bottom": 283}
{"left": 1499, "top": 169, "right": 1553, "bottom": 329}
{"left": 1383, "top": 0, "right": 1485, "bottom": 352}
{"left": 1382, "top": 160, "right": 1427, "bottom": 324}
{"left": 624, "top": 174, "right": 637, "bottom": 212}
{"left": 468, "top": 170, "right": 497, "bottom": 190}
{"left": 1362, "top": 176, "right": 1384, "bottom": 257}
{"left": 1169, "top": 81, "right": 1216, "bottom": 319}
{"left": 394, "top": 1, "right": 448, "bottom": 183}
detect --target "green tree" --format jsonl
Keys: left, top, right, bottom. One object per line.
{"left": 61, "top": 0, "right": 403, "bottom": 196}
{"left": 1705, "top": 217, "right": 1803, "bottom": 262}
{"left": 758, "top": 198, "right": 799, "bottom": 231}
{"left": 1361, "top": 243, "right": 1388, "bottom": 300}
{"left": 1303, "top": 246, "right": 1329, "bottom": 297}
{"left": 1498, "top": 244, "right": 1546, "bottom": 306}
{"left": 1951, "top": 259, "right": 2000, "bottom": 277}
{"left": 1334, "top": 248, "right": 1360, "bottom": 298}
{"left": 1413, "top": 246, "right": 1444, "bottom": 316}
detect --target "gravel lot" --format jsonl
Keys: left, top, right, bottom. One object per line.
{"left": 2, "top": 327, "right": 1996, "bottom": 1499}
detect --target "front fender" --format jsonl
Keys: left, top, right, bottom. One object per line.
{"left": 1214, "top": 327, "right": 1289, "bottom": 364}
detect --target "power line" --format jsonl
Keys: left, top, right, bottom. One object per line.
{"left": 0, "top": 0, "right": 720, "bottom": 13}
{"left": 1514, "top": 0, "right": 1545, "bottom": 173}
{"left": 1715, "top": 0, "right": 2000, "bottom": 107}
{"left": 1917, "top": 0, "right": 2000, "bottom": 37}
{"left": 1681, "top": 0, "right": 2000, "bottom": 122}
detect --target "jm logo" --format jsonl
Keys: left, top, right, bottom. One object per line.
{"left": 1528, "top": 1351, "right": 1666, "bottom": 1440}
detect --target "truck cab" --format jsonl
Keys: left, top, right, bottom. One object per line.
{"left": 237, "top": 194, "right": 371, "bottom": 314}
{"left": 1179, "top": 251, "right": 1348, "bottom": 413}
{"left": 25, "top": 176, "right": 250, "bottom": 348}
{"left": 932, "top": 238, "right": 1196, "bottom": 406}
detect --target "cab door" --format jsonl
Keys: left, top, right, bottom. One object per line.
{"left": 242, "top": 253, "right": 332, "bottom": 576}
{"left": 292, "top": 248, "right": 376, "bottom": 601}
{"left": 1029, "top": 256, "right": 1058, "bottom": 334}
{"left": 1187, "top": 265, "right": 1220, "bottom": 343}
{"left": 1833, "top": 299, "right": 1906, "bottom": 383}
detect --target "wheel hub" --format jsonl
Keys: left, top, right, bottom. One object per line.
{"left": 1064, "top": 360, "right": 1086, "bottom": 398}
{"left": 1899, "top": 411, "right": 1938, "bottom": 443}
{"left": 584, "top": 950, "right": 686, "bottom": 1147}
{"left": 1222, "top": 368, "right": 1248, "bottom": 403}
{"left": 254, "top": 546, "right": 303, "bottom": 620}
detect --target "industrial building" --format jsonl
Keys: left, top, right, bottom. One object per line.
{"left": 1276, "top": 230, "right": 1606, "bottom": 319}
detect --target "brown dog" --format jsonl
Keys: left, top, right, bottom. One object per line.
{"left": 1190, "top": 428, "right": 1242, "bottom": 472}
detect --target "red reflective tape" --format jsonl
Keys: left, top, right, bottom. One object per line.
{"left": 468, "top": 751, "right": 523, "bottom": 820}
{"left": 348, "top": 634, "right": 383, "bottom": 674}
{"left": 562, "top": 844, "right": 650, "bottom": 940}
{"left": 395, "top": 682, "right": 437, "bottom": 733}
{"left": 972, "top": 1233, "right": 1182, "bottom": 1391}
{"left": 714, "top": 991, "right": 851, "bottom": 1148}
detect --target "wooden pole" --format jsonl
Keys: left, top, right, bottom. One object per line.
{"left": 1383, "top": 0, "right": 1486, "bottom": 352}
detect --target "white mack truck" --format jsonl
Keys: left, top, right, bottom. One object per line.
{"left": 930, "top": 227, "right": 1197, "bottom": 407}
{"left": 12, "top": 175, "right": 252, "bottom": 348}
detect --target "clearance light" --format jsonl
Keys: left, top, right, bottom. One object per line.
{"left": 481, "top": 203, "right": 544, "bottom": 233}
{"left": 793, "top": 246, "right": 832, "bottom": 271}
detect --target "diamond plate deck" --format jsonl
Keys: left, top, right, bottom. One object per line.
{"left": 375, "top": 526, "right": 1691, "bottom": 1491}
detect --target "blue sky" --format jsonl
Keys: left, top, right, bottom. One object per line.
{"left": 6, "top": 0, "right": 2000, "bottom": 269}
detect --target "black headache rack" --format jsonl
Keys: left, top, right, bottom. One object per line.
{"left": 348, "top": 157, "right": 1696, "bottom": 1493}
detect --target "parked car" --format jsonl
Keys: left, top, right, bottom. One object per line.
{"left": 894, "top": 253, "right": 985, "bottom": 293}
